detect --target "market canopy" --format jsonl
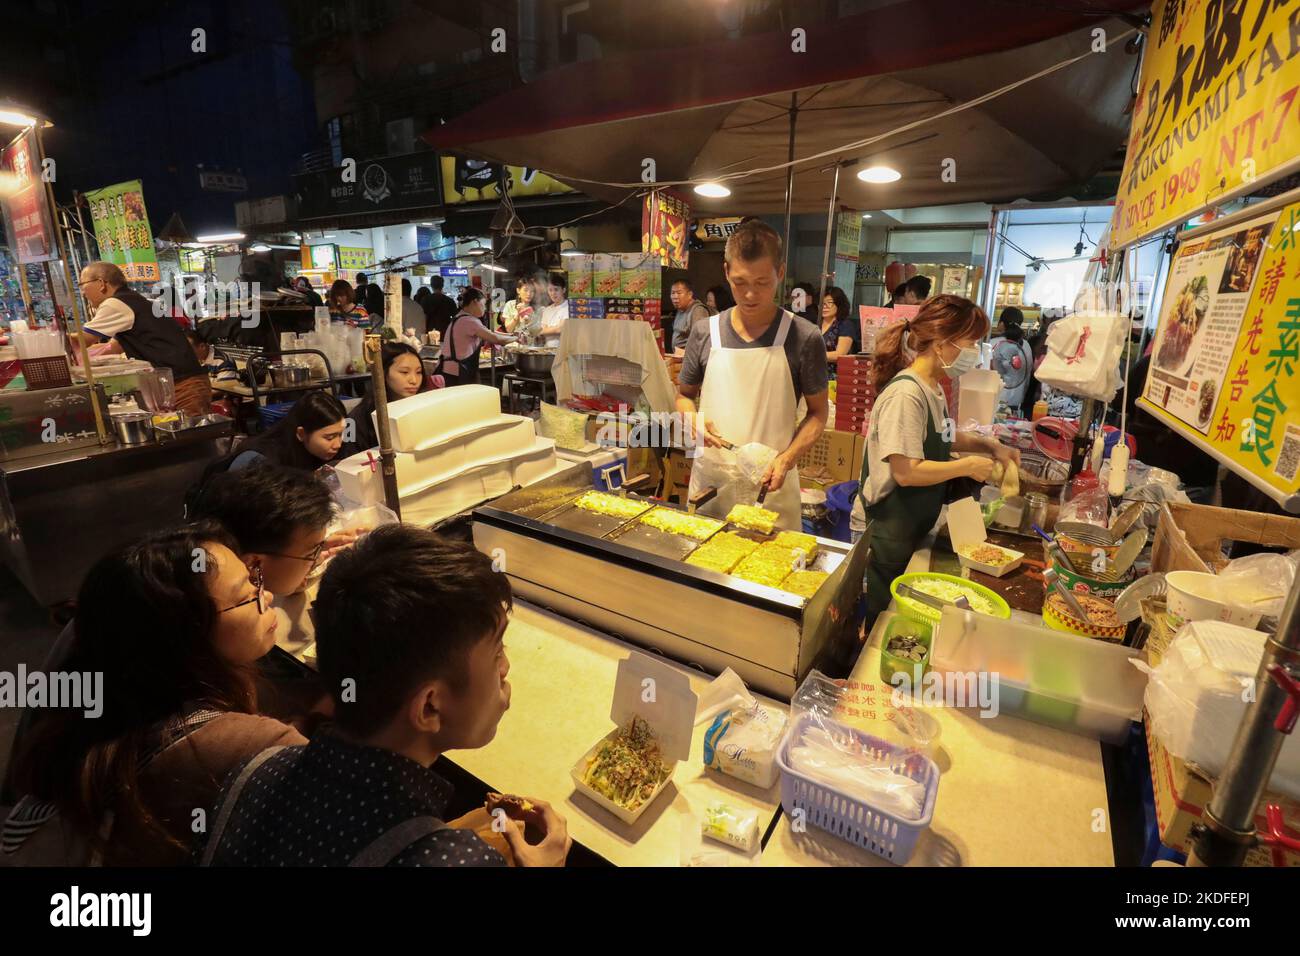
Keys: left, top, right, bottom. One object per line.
{"left": 423, "top": 0, "right": 1149, "bottom": 214}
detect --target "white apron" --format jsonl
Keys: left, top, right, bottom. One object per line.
{"left": 688, "top": 309, "right": 802, "bottom": 531}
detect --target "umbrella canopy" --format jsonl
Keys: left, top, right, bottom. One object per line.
{"left": 424, "top": 0, "right": 1146, "bottom": 213}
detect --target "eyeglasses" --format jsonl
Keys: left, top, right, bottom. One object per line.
{"left": 264, "top": 539, "right": 326, "bottom": 567}
{"left": 219, "top": 565, "right": 266, "bottom": 615}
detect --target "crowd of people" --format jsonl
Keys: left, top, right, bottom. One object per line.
{"left": 0, "top": 457, "right": 570, "bottom": 868}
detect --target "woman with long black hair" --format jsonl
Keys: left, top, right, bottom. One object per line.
{"left": 4, "top": 523, "right": 304, "bottom": 865}
{"left": 339, "top": 341, "right": 431, "bottom": 457}
{"left": 229, "top": 391, "right": 348, "bottom": 472}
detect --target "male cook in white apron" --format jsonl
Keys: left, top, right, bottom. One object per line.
{"left": 675, "top": 220, "right": 830, "bottom": 530}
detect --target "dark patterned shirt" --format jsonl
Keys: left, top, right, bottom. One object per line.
{"left": 199, "top": 734, "right": 504, "bottom": 867}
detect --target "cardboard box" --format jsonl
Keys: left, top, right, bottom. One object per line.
{"left": 570, "top": 652, "right": 697, "bottom": 824}
{"left": 797, "top": 429, "right": 857, "bottom": 484}
{"left": 1146, "top": 717, "right": 1300, "bottom": 866}
{"left": 1152, "top": 501, "right": 1300, "bottom": 574}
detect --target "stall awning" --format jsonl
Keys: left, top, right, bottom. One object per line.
{"left": 423, "top": 0, "right": 1148, "bottom": 213}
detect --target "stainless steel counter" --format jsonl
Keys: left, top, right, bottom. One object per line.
{"left": 472, "top": 464, "right": 867, "bottom": 700}
{"left": 0, "top": 420, "right": 233, "bottom": 605}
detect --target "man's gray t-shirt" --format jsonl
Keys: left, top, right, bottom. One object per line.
{"left": 679, "top": 308, "right": 829, "bottom": 401}
{"left": 851, "top": 374, "right": 948, "bottom": 530}
{"left": 672, "top": 301, "right": 710, "bottom": 351}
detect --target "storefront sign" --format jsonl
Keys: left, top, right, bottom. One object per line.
{"left": 179, "top": 248, "right": 206, "bottom": 273}
{"left": 199, "top": 169, "right": 248, "bottom": 193}
{"left": 1139, "top": 201, "right": 1300, "bottom": 506}
{"left": 835, "top": 213, "right": 862, "bottom": 262}
{"left": 417, "top": 224, "right": 453, "bottom": 263}
{"left": 296, "top": 152, "right": 442, "bottom": 219}
{"left": 440, "top": 156, "right": 573, "bottom": 204}
{"left": 0, "top": 128, "right": 57, "bottom": 263}
{"left": 337, "top": 247, "right": 371, "bottom": 272}
{"left": 309, "top": 244, "right": 337, "bottom": 271}
{"left": 1111, "top": 0, "right": 1300, "bottom": 247}
{"left": 83, "top": 180, "right": 160, "bottom": 282}
{"left": 692, "top": 217, "right": 744, "bottom": 242}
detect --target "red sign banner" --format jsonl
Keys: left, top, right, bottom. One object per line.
{"left": 0, "top": 128, "right": 56, "bottom": 263}
{"left": 642, "top": 189, "right": 690, "bottom": 269}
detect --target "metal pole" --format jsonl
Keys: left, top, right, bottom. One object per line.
{"left": 817, "top": 163, "right": 841, "bottom": 315}
{"left": 73, "top": 192, "right": 94, "bottom": 263}
{"left": 16, "top": 263, "right": 34, "bottom": 320}
{"left": 365, "top": 332, "right": 402, "bottom": 518}
{"left": 34, "top": 124, "right": 108, "bottom": 445}
{"left": 1189, "top": 585, "right": 1300, "bottom": 866}
{"left": 978, "top": 208, "right": 1001, "bottom": 319}
{"left": 781, "top": 92, "right": 798, "bottom": 277}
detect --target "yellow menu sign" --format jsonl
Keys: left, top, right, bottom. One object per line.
{"left": 1111, "top": 0, "right": 1300, "bottom": 248}
{"left": 1139, "top": 201, "right": 1300, "bottom": 510}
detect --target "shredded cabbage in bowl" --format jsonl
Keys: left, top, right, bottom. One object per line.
{"left": 907, "top": 577, "right": 998, "bottom": 616}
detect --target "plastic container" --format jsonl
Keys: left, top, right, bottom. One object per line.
{"left": 824, "top": 480, "right": 859, "bottom": 543}
{"left": 879, "top": 617, "right": 933, "bottom": 685}
{"left": 929, "top": 605, "right": 1145, "bottom": 743}
{"left": 957, "top": 368, "right": 1000, "bottom": 426}
{"left": 891, "top": 571, "right": 1011, "bottom": 626}
{"left": 777, "top": 713, "right": 940, "bottom": 864}
{"left": 1165, "top": 570, "right": 1265, "bottom": 630}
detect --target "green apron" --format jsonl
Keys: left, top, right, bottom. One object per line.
{"left": 858, "top": 371, "right": 953, "bottom": 629}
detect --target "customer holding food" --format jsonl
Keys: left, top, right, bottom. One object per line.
{"left": 676, "top": 220, "right": 829, "bottom": 531}
{"left": 198, "top": 525, "right": 570, "bottom": 867}
{"left": 854, "top": 295, "right": 1019, "bottom": 629}
{"left": 340, "top": 342, "right": 430, "bottom": 457}
{"left": 435, "top": 287, "right": 517, "bottom": 387}
{"left": 76, "top": 261, "right": 211, "bottom": 415}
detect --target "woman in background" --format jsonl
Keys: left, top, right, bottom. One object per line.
{"left": 226, "top": 392, "right": 347, "bottom": 472}
{"left": 820, "top": 285, "right": 860, "bottom": 374}
{"left": 436, "top": 288, "right": 518, "bottom": 386}
{"left": 705, "top": 284, "right": 735, "bottom": 315}
{"left": 340, "top": 342, "right": 430, "bottom": 457}
{"left": 327, "top": 280, "right": 368, "bottom": 325}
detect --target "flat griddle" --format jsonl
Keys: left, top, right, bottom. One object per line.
{"left": 608, "top": 510, "right": 724, "bottom": 561}
{"left": 537, "top": 495, "right": 655, "bottom": 538}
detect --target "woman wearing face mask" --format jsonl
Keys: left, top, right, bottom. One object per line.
{"left": 340, "top": 342, "right": 430, "bottom": 458}
{"left": 436, "top": 287, "right": 517, "bottom": 387}
{"left": 4, "top": 523, "right": 304, "bottom": 865}
{"left": 853, "top": 294, "right": 1019, "bottom": 630}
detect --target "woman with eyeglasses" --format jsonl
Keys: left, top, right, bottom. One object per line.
{"left": 4, "top": 523, "right": 306, "bottom": 865}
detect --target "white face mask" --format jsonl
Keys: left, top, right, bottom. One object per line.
{"left": 941, "top": 342, "right": 981, "bottom": 377}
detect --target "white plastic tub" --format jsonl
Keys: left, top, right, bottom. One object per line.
{"left": 930, "top": 605, "right": 1146, "bottom": 743}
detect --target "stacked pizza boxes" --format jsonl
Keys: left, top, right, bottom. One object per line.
{"left": 834, "top": 356, "right": 875, "bottom": 434}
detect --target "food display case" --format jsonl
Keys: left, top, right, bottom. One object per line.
{"left": 472, "top": 463, "right": 867, "bottom": 700}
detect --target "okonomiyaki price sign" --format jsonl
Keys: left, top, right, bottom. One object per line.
{"left": 1140, "top": 201, "right": 1300, "bottom": 508}
{"left": 1110, "top": 0, "right": 1300, "bottom": 248}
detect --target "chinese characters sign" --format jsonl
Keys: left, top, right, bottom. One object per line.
{"left": 83, "top": 180, "right": 160, "bottom": 282}
{"left": 692, "top": 217, "right": 744, "bottom": 242}
{"left": 0, "top": 128, "right": 56, "bottom": 263}
{"left": 1140, "top": 201, "right": 1300, "bottom": 504}
{"left": 1111, "top": 0, "right": 1300, "bottom": 247}
{"left": 642, "top": 189, "right": 690, "bottom": 269}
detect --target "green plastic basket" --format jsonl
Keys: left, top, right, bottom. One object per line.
{"left": 880, "top": 617, "right": 933, "bottom": 686}
{"left": 890, "top": 571, "right": 1012, "bottom": 625}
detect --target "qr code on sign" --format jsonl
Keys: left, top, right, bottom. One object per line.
{"left": 1275, "top": 424, "right": 1300, "bottom": 482}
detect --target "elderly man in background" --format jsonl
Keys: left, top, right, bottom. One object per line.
{"left": 76, "top": 261, "right": 212, "bottom": 415}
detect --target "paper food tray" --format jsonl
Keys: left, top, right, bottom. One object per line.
{"left": 947, "top": 496, "right": 1024, "bottom": 577}
{"left": 569, "top": 652, "right": 696, "bottom": 826}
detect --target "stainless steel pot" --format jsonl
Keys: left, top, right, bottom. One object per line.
{"left": 515, "top": 349, "right": 557, "bottom": 377}
{"left": 269, "top": 362, "right": 311, "bottom": 388}
{"left": 111, "top": 411, "right": 154, "bottom": 445}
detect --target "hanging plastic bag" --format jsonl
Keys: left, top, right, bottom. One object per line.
{"left": 1034, "top": 311, "right": 1127, "bottom": 401}
{"left": 1217, "top": 552, "right": 1297, "bottom": 619}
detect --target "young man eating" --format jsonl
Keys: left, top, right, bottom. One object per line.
{"left": 199, "top": 525, "right": 571, "bottom": 867}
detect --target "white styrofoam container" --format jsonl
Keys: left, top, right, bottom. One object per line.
{"left": 392, "top": 415, "right": 537, "bottom": 493}
{"left": 398, "top": 461, "right": 516, "bottom": 526}
{"left": 511, "top": 436, "right": 557, "bottom": 486}
{"left": 947, "top": 497, "right": 1024, "bottom": 577}
{"left": 570, "top": 652, "right": 697, "bottom": 825}
{"left": 382, "top": 384, "right": 502, "bottom": 453}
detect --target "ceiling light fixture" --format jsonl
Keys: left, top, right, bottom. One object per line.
{"left": 195, "top": 232, "right": 246, "bottom": 243}
{"left": 856, "top": 166, "right": 901, "bottom": 184}
{"left": 694, "top": 182, "right": 731, "bottom": 198}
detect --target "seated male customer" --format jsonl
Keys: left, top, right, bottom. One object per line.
{"left": 76, "top": 261, "right": 212, "bottom": 415}
{"left": 199, "top": 525, "right": 571, "bottom": 867}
